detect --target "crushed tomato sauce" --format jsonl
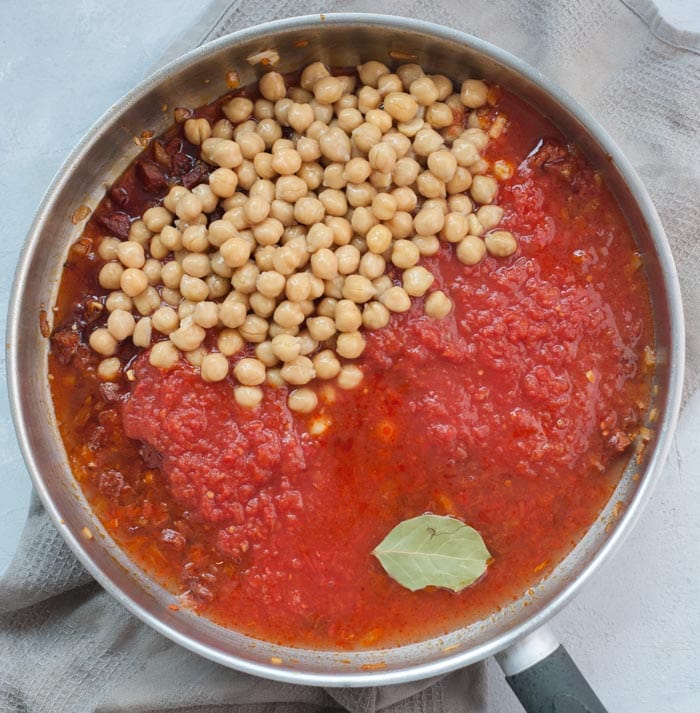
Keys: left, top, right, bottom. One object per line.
{"left": 49, "top": 88, "right": 652, "bottom": 649}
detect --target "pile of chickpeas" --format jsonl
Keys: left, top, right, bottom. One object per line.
{"left": 89, "top": 60, "right": 517, "bottom": 413}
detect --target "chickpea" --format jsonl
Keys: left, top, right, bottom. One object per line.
{"left": 234, "top": 385, "right": 263, "bottom": 409}
{"left": 151, "top": 306, "right": 178, "bottom": 335}
{"left": 457, "top": 235, "right": 487, "bottom": 265}
{"left": 132, "top": 286, "right": 160, "bottom": 316}
{"left": 427, "top": 149, "right": 458, "bottom": 182}
{"left": 275, "top": 175, "right": 308, "bottom": 204}
{"left": 294, "top": 196, "right": 325, "bottom": 226}
{"left": 365, "top": 108, "right": 393, "bottom": 134}
{"left": 447, "top": 194, "right": 474, "bottom": 215}
{"left": 304, "top": 315, "right": 334, "bottom": 342}
{"left": 143, "top": 206, "right": 172, "bottom": 232}
{"left": 281, "top": 356, "right": 315, "bottom": 385}
{"left": 89, "top": 327, "right": 117, "bottom": 356}
{"left": 205, "top": 220, "right": 233, "bottom": 248}
{"left": 120, "top": 267, "right": 148, "bottom": 297}
{"left": 461, "top": 127, "right": 490, "bottom": 150}
{"left": 319, "top": 127, "right": 351, "bottom": 162}
{"left": 239, "top": 314, "right": 268, "bottom": 343}
{"left": 287, "top": 102, "right": 316, "bottom": 133}
{"left": 377, "top": 73, "right": 403, "bottom": 96}
{"left": 337, "top": 364, "right": 364, "bottom": 390}
{"left": 179, "top": 274, "right": 209, "bottom": 302}
{"left": 253, "top": 217, "right": 285, "bottom": 246}
{"left": 335, "top": 244, "right": 361, "bottom": 275}
{"left": 385, "top": 211, "right": 415, "bottom": 240}
{"left": 105, "top": 290, "right": 132, "bottom": 312}
{"left": 425, "top": 102, "right": 454, "bottom": 129}
{"left": 197, "top": 352, "right": 228, "bottom": 382}
{"left": 206, "top": 274, "right": 230, "bottom": 300}
{"left": 268, "top": 148, "right": 300, "bottom": 176}
{"left": 273, "top": 300, "right": 305, "bottom": 329}
{"left": 446, "top": 167, "right": 473, "bottom": 195}
{"left": 392, "top": 157, "right": 421, "bottom": 186}
{"left": 337, "top": 107, "right": 364, "bottom": 134}
{"left": 217, "top": 328, "right": 244, "bottom": 356}
{"left": 99, "top": 262, "right": 124, "bottom": 290}
{"left": 289, "top": 162, "right": 316, "bottom": 192}
{"left": 179, "top": 252, "right": 209, "bottom": 279}
{"left": 318, "top": 188, "right": 348, "bottom": 217}
{"left": 391, "top": 186, "right": 417, "bottom": 213}
{"left": 358, "top": 60, "right": 390, "bottom": 87}
{"left": 416, "top": 171, "right": 446, "bottom": 199}
{"left": 223, "top": 96, "right": 253, "bottom": 123}
{"left": 477, "top": 204, "right": 504, "bottom": 231}
{"left": 313, "top": 76, "right": 344, "bottom": 105}
{"left": 349, "top": 123, "right": 381, "bottom": 155}
{"left": 441, "top": 212, "right": 470, "bottom": 243}
{"left": 402, "top": 266, "right": 435, "bottom": 296}
{"left": 340, "top": 274, "right": 376, "bottom": 304}
{"left": 306, "top": 223, "right": 334, "bottom": 252}
{"left": 357, "top": 85, "right": 381, "bottom": 113}
{"left": 191, "top": 301, "right": 218, "bottom": 329}
{"left": 271, "top": 333, "right": 302, "bottom": 362}
{"left": 201, "top": 138, "right": 243, "bottom": 169}
{"left": 141, "top": 258, "right": 161, "bottom": 286}
{"left": 235, "top": 132, "right": 265, "bottom": 161}
{"left": 288, "top": 388, "right": 318, "bottom": 414}
{"left": 343, "top": 157, "right": 372, "bottom": 184}
{"left": 424, "top": 290, "right": 453, "bottom": 318}
{"left": 310, "top": 248, "right": 339, "bottom": 280}
{"left": 181, "top": 224, "right": 209, "bottom": 252}
{"left": 255, "top": 118, "right": 283, "bottom": 149}
{"left": 115, "top": 241, "right": 145, "bottom": 269}
{"left": 379, "top": 286, "right": 411, "bottom": 313}
{"left": 414, "top": 206, "right": 445, "bottom": 237}
{"left": 232, "top": 357, "right": 266, "bottom": 386}
{"left": 97, "top": 357, "right": 121, "bottom": 381}
{"left": 350, "top": 206, "right": 378, "bottom": 236}
{"left": 367, "top": 193, "right": 394, "bottom": 222}
{"left": 346, "top": 182, "right": 376, "bottom": 208}
{"left": 359, "top": 252, "right": 386, "bottom": 280}
{"left": 406, "top": 77, "right": 439, "bottom": 109}
{"left": 334, "top": 299, "right": 362, "bottom": 332}
{"left": 170, "top": 323, "right": 205, "bottom": 352}
{"left": 297, "top": 330, "right": 318, "bottom": 355}
{"left": 149, "top": 341, "right": 180, "bottom": 370}
{"left": 397, "top": 63, "right": 425, "bottom": 89}
{"left": 284, "top": 272, "right": 312, "bottom": 302}
{"left": 98, "top": 237, "right": 120, "bottom": 260}
{"left": 132, "top": 317, "right": 152, "bottom": 348}
{"left": 360, "top": 300, "right": 389, "bottom": 330}
{"left": 313, "top": 350, "right": 341, "bottom": 380}
{"left": 391, "top": 240, "right": 420, "bottom": 269}
{"left": 336, "top": 331, "right": 365, "bottom": 359}
{"left": 259, "top": 71, "right": 286, "bottom": 101}
{"left": 470, "top": 175, "right": 499, "bottom": 204}
{"left": 323, "top": 275, "right": 344, "bottom": 299}
{"left": 485, "top": 230, "right": 518, "bottom": 257}
{"left": 184, "top": 117, "right": 212, "bottom": 145}
{"left": 460, "top": 79, "right": 489, "bottom": 108}
{"left": 106, "top": 309, "right": 135, "bottom": 341}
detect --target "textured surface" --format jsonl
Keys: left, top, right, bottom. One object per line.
{"left": 1, "top": 0, "right": 699, "bottom": 711}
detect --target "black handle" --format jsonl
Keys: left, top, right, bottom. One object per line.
{"left": 505, "top": 645, "right": 608, "bottom": 713}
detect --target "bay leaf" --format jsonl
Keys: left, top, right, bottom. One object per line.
{"left": 372, "top": 513, "right": 491, "bottom": 593}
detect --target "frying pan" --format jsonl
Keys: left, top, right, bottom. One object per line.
{"left": 6, "top": 13, "right": 685, "bottom": 712}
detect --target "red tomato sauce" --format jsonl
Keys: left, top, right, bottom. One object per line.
{"left": 49, "top": 88, "right": 652, "bottom": 650}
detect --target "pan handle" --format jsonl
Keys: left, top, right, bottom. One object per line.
{"left": 496, "top": 626, "right": 608, "bottom": 712}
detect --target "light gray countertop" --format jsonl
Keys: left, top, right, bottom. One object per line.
{"left": 1, "top": 1, "right": 698, "bottom": 711}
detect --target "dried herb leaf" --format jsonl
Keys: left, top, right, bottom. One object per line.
{"left": 372, "top": 514, "right": 491, "bottom": 593}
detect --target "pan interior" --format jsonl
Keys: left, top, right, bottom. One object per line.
{"left": 8, "top": 14, "right": 683, "bottom": 686}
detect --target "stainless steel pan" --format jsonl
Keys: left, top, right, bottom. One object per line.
{"left": 7, "top": 14, "right": 685, "bottom": 712}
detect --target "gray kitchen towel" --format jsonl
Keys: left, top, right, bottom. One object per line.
{"left": 1, "top": 1, "right": 698, "bottom": 712}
